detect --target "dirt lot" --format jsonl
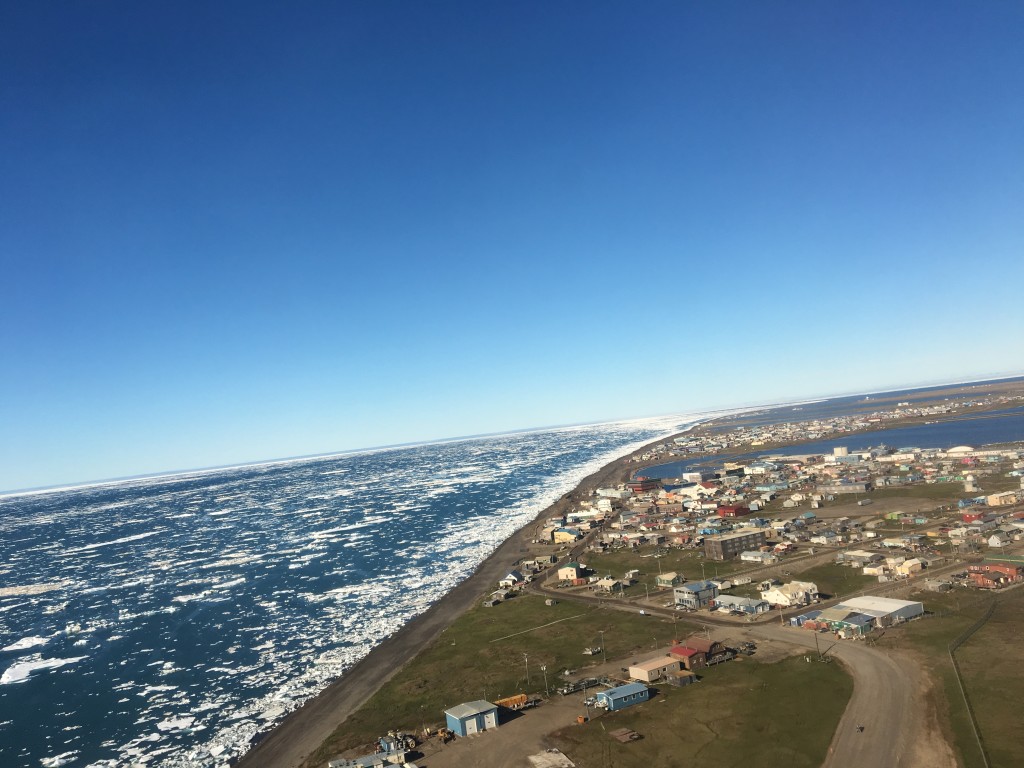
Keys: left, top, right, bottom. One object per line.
{"left": 811, "top": 496, "right": 947, "bottom": 520}
{"left": 413, "top": 694, "right": 592, "bottom": 768}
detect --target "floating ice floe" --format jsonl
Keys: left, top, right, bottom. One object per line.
{"left": 157, "top": 716, "right": 195, "bottom": 731}
{"left": 63, "top": 531, "right": 161, "bottom": 553}
{"left": 2, "top": 636, "right": 50, "bottom": 652}
{"left": 1, "top": 656, "right": 87, "bottom": 684}
{"left": 39, "top": 750, "right": 79, "bottom": 767}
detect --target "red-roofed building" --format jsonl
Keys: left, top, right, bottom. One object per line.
{"left": 717, "top": 505, "right": 751, "bottom": 518}
{"left": 968, "top": 562, "right": 1024, "bottom": 589}
{"left": 669, "top": 646, "right": 704, "bottom": 670}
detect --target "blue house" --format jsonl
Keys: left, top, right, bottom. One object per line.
{"left": 596, "top": 682, "right": 649, "bottom": 712}
{"left": 444, "top": 700, "right": 499, "bottom": 737}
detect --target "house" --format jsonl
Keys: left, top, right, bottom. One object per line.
{"left": 595, "top": 577, "right": 625, "bottom": 593}
{"left": 761, "top": 581, "right": 818, "bottom": 608}
{"left": 987, "top": 491, "right": 1018, "bottom": 507}
{"left": 712, "top": 594, "right": 770, "bottom": 615}
{"left": 557, "top": 562, "right": 585, "bottom": 581}
{"left": 988, "top": 532, "right": 1012, "bottom": 548}
{"left": 444, "top": 700, "right": 499, "bottom": 737}
{"left": 498, "top": 570, "right": 525, "bottom": 588}
{"left": 669, "top": 645, "right": 704, "bottom": 670}
{"left": 553, "top": 527, "right": 583, "bottom": 544}
{"left": 595, "top": 682, "right": 650, "bottom": 712}
{"left": 628, "top": 657, "right": 682, "bottom": 683}
{"left": 968, "top": 562, "right": 1024, "bottom": 588}
{"left": 717, "top": 505, "right": 751, "bottom": 518}
{"left": 674, "top": 636, "right": 730, "bottom": 666}
{"left": 740, "top": 550, "right": 778, "bottom": 564}
{"left": 655, "top": 571, "right": 686, "bottom": 588}
{"left": 895, "top": 558, "right": 924, "bottom": 576}
{"left": 673, "top": 580, "right": 719, "bottom": 610}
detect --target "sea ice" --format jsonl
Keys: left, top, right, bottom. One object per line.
{"left": 1, "top": 656, "right": 87, "bottom": 684}
{"left": 1, "top": 636, "right": 50, "bottom": 651}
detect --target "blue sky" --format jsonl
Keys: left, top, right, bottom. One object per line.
{"left": 2, "top": 2, "right": 1022, "bottom": 491}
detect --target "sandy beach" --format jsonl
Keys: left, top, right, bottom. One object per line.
{"left": 235, "top": 431, "right": 679, "bottom": 768}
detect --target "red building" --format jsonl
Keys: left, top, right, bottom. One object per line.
{"left": 626, "top": 477, "right": 662, "bottom": 493}
{"left": 968, "top": 562, "right": 1024, "bottom": 589}
{"left": 717, "top": 505, "right": 751, "bottom": 518}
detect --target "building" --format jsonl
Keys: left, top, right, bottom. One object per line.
{"left": 628, "top": 657, "right": 682, "bottom": 683}
{"left": 553, "top": 527, "right": 582, "bottom": 544}
{"left": 557, "top": 562, "right": 585, "bottom": 581}
{"left": 988, "top": 532, "right": 1012, "bottom": 548}
{"left": 711, "top": 594, "right": 770, "bottom": 615}
{"left": 674, "top": 636, "right": 730, "bottom": 667}
{"left": 817, "top": 481, "right": 872, "bottom": 495}
{"left": 817, "top": 606, "right": 875, "bottom": 637}
{"left": 968, "top": 562, "right": 1024, "bottom": 588}
{"left": 704, "top": 529, "right": 768, "bottom": 560}
{"left": 498, "top": 570, "right": 525, "bottom": 588}
{"left": 739, "top": 550, "right": 778, "bottom": 564}
{"left": 627, "top": 478, "right": 662, "bottom": 493}
{"left": 834, "top": 596, "right": 924, "bottom": 627}
{"left": 444, "top": 700, "right": 499, "bottom": 737}
{"left": 655, "top": 571, "right": 686, "bottom": 588}
{"left": 595, "top": 682, "right": 650, "bottom": 712}
{"left": 717, "top": 505, "right": 752, "bottom": 517}
{"left": 673, "top": 580, "right": 719, "bottom": 610}
{"left": 987, "top": 491, "right": 1018, "bottom": 507}
{"left": 760, "top": 581, "right": 818, "bottom": 608}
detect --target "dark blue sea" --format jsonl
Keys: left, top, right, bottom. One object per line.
{"left": 0, "top": 416, "right": 694, "bottom": 768}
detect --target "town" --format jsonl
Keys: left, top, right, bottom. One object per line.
{"left": 323, "top": 422, "right": 1024, "bottom": 768}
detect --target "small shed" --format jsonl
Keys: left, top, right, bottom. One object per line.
{"left": 445, "top": 700, "right": 499, "bottom": 737}
{"left": 596, "top": 682, "right": 650, "bottom": 712}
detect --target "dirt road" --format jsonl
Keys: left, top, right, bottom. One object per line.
{"left": 747, "top": 625, "right": 954, "bottom": 768}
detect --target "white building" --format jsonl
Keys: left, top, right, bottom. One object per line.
{"left": 761, "top": 581, "right": 818, "bottom": 608}
{"left": 835, "top": 596, "right": 924, "bottom": 625}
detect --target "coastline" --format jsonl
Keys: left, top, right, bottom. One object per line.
{"left": 235, "top": 429, "right": 680, "bottom": 768}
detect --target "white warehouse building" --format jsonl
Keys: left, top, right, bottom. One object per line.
{"left": 834, "top": 596, "right": 924, "bottom": 626}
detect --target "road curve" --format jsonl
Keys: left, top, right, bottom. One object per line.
{"left": 748, "top": 625, "right": 917, "bottom": 768}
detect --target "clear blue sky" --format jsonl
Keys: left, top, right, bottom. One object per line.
{"left": 2, "top": 2, "right": 1022, "bottom": 491}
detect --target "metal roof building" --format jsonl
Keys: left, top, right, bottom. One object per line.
{"left": 444, "top": 700, "right": 498, "bottom": 737}
{"left": 596, "top": 682, "right": 650, "bottom": 712}
{"left": 835, "top": 596, "right": 924, "bottom": 625}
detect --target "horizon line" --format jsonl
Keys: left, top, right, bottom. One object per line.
{"left": 3, "top": 371, "right": 1021, "bottom": 498}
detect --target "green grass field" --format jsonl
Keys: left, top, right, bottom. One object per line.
{"left": 582, "top": 547, "right": 746, "bottom": 590}
{"left": 550, "top": 655, "right": 852, "bottom": 768}
{"left": 870, "top": 588, "right": 998, "bottom": 768}
{"left": 306, "top": 595, "right": 699, "bottom": 762}
{"left": 953, "top": 588, "right": 1024, "bottom": 768}
{"left": 788, "top": 562, "right": 877, "bottom": 599}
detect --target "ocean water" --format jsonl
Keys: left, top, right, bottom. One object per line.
{"left": 0, "top": 415, "right": 695, "bottom": 768}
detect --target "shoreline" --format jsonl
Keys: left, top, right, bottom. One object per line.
{"left": 235, "top": 429, "right": 686, "bottom": 768}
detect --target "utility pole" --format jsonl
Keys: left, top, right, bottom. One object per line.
{"left": 599, "top": 630, "right": 606, "bottom": 665}
{"left": 540, "top": 665, "right": 548, "bottom": 697}
{"left": 523, "top": 653, "right": 530, "bottom": 686}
